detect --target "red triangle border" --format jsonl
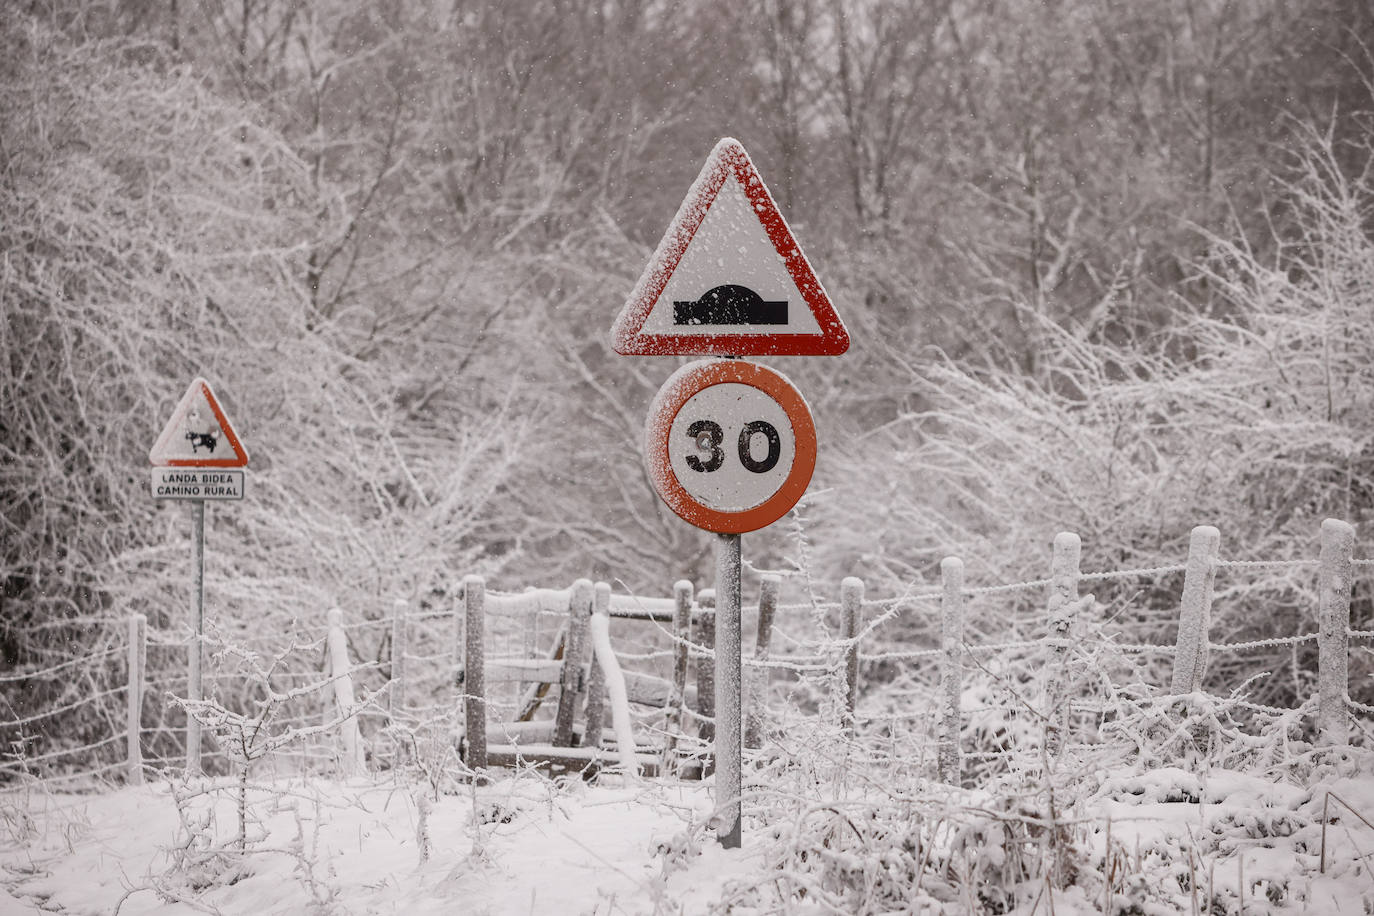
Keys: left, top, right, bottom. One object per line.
{"left": 612, "top": 138, "right": 848, "bottom": 357}
{"left": 148, "top": 378, "right": 250, "bottom": 468}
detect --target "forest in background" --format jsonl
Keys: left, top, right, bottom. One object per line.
{"left": 5, "top": 0, "right": 1374, "bottom": 740}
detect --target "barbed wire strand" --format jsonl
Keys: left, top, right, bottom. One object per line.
{"left": 0, "top": 733, "right": 124, "bottom": 771}
{"left": 0, "top": 646, "right": 125, "bottom": 683}
{"left": 0, "top": 685, "right": 128, "bottom": 729}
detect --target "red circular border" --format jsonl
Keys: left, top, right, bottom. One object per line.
{"left": 645, "top": 360, "right": 816, "bottom": 534}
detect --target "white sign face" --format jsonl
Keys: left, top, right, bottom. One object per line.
{"left": 641, "top": 177, "right": 823, "bottom": 338}
{"left": 151, "top": 468, "right": 246, "bottom": 500}
{"left": 667, "top": 382, "right": 796, "bottom": 512}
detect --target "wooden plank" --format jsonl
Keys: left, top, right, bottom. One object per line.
{"left": 484, "top": 588, "right": 574, "bottom": 618}
{"left": 623, "top": 671, "right": 674, "bottom": 708}
{"left": 583, "top": 584, "right": 610, "bottom": 747}
{"left": 485, "top": 720, "right": 556, "bottom": 744}
{"left": 516, "top": 623, "right": 567, "bottom": 722}
{"left": 486, "top": 744, "right": 662, "bottom": 777}
{"left": 487, "top": 657, "right": 582, "bottom": 683}
{"left": 605, "top": 593, "right": 679, "bottom": 622}
{"left": 553, "top": 579, "right": 593, "bottom": 747}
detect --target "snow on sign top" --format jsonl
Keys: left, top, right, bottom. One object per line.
{"left": 612, "top": 137, "right": 848, "bottom": 357}
{"left": 148, "top": 377, "right": 249, "bottom": 467}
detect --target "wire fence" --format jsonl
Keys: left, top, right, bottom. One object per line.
{"left": 2, "top": 518, "right": 1370, "bottom": 790}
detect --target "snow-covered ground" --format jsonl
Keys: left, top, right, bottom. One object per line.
{"left": 4, "top": 753, "right": 1374, "bottom": 914}
{"left": 1, "top": 774, "right": 746, "bottom": 915}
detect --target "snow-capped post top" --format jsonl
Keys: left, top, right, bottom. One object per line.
{"left": 611, "top": 137, "right": 848, "bottom": 357}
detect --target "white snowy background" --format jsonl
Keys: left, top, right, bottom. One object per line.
{"left": 6, "top": 2, "right": 1374, "bottom": 913}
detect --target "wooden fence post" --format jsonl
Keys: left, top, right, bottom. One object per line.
{"left": 1171, "top": 526, "right": 1220, "bottom": 694}
{"left": 938, "top": 557, "right": 965, "bottom": 785}
{"left": 1048, "top": 532, "right": 1082, "bottom": 638}
{"left": 462, "top": 575, "right": 487, "bottom": 770}
{"left": 745, "top": 575, "right": 779, "bottom": 749}
{"left": 552, "top": 579, "right": 593, "bottom": 748}
{"left": 326, "top": 607, "right": 365, "bottom": 777}
{"left": 695, "top": 589, "right": 717, "bottom": 766}
{"left": 841, "top": 577, "right": 864, "bottom": 734}
{"left": 583, "top": 582, "right": 610, "bottom": 749}
{"left": 127, "top": 613, "right": 146, "bottom": 785}
{"left": 1318, "top": 518, "right": 1355, "bottom": 744}
{"left": 663, "top": 579, "right": 695, "bottom": 772}
{"left": 390, "top": 598, "right": 407, "bottom": 718}
{"left": 1045, "top": 532, "right": 1081, "bottom": 752}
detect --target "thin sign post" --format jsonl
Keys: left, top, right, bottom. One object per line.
{"left": 187, "top": 499, "right": 206, "bottom": 775}
{"left": 714, "top": 531, "right": 743, "bottom": 848}
{"left": 149, "top": 378, "right": 249, "bottom": 776}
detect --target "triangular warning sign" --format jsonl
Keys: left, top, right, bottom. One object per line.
{"left": 149, "top": 378, "right": 249, "bottom": 467}
{"left": 612, "top": 137, "right": 848, "bottom": 357}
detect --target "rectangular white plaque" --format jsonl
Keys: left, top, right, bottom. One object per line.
{"left": 150, "top": 468, "right": 246, "bottom": 500}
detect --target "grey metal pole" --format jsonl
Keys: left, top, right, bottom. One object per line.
{"left": 186, "top": 499, "right": 205, "bottom": 776}
{"left": 715, "top": 532, "right": 742, "bottom": 849}
{"left": 127, "top": 613, "right": 146, "bottom": 785}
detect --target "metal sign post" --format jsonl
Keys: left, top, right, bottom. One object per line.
{"left": 715, "top": 531, "right": 743, "bottom": 848}
{"left": 187, "top": 499, "right": 205, "bottom": 775}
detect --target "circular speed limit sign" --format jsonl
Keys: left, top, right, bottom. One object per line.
{"left": 645, "top": 359, "right": 817, "bottom": 534}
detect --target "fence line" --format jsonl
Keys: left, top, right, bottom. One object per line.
{"left": 3, "top": 516, "right": 1371, "bottom": 789}
{"left": 0, "top": 646, "right": 123, "bottom": 683}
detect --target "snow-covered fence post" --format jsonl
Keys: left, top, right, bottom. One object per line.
{"left": 390, "top": 598, "right": 407, "bottom": 718}
{"left": 552, "top": 579, "right": 593, "bottom": 748}
{"left": 663, "top": 579, "right": 694, "bottom": 772}
{"left": 462, "top": 575, "right": 487, "bottom": 770}
{"left": 938, "top": 557, "right": 965, "bottom": 785}
{"left": 841, "top": 577, "right": 864, "bottom": 734}
{"left": 326, "top": 607, "right": 365, "bottom": 777}
{"left": 127, "top": 613, "right": 146, "bottom": 785}
{"left": 588, "top": 585, "right": 641, "bottom": 777}
{"left": 695, "top": 589, "right": 717, "bottom": 755}
{"left": 1318, "top": 518, "right": 1355, "bottom": 744}
{"left": 745, "top": 574, "right": 779, "bottom": 749}
{"left": 1044, "top": 532, "right": 1081, "bottom": 752}
{"left": 1170, "top": 526, "right": 1220, "bottom": 694}
{"left": 583, "top": 582, "right": 610, "bottom": 749}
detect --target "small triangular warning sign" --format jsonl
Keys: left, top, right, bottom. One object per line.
{"left": 149, "top": 378, "right": 249, "bottom": 467}
{"left": 612, "top": 137, "right": 848, "bottom": 357}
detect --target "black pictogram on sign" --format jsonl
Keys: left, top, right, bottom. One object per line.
{"left": 674, "top": 284, "right": 787, "bottom": 327}
{"left": 186, "top": 430, "right": 219, "bottom": 453}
